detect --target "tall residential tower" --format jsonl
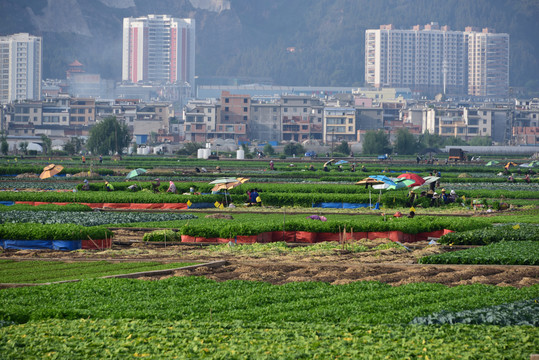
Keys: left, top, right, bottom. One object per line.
{"left": 365, "top": 23, "right": 509, "bottom": 97}
{"left": 0, "top": 33, "right": 42, "bottom": 104}
{"left": 122, "top": 15, "right": 195, "bottom": 90}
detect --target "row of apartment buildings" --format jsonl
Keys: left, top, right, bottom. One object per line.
{"left": 2, "top": 92, "right": 538, "bottom": 150}
{"left": 0, "top": 96, "right": 176, "bottom": 148}
{"left": 365, "top": 23, "right": 510, "bottom": 97}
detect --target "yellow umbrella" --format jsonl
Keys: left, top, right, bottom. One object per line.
{"left": 211, "top": 177, "right": 250, "bottom": 192}
{"left": 39, "top": 164, "right": 64, "bottom": 179}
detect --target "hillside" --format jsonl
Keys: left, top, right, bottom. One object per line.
{"left": 1, "top": 0, "right": 538, "bottom": 91}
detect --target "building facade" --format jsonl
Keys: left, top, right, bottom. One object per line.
{"left": 0, "top": 33, "right": 42, "bottom": 104}
{"left": 466, "top": 27, "right": 510, "bottom": 97}
{"left": 122, "top": 15, "right": 195, "bottom": 91}
{"left": 365, "top": 24, "right": 509, "bottom": 97}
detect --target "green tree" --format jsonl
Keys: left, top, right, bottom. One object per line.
{"left": 362, "top": 130, "right": 391, "bottom": 155}
{"left": 177, "top": 142, "right": 204, "bottom": 156}
{"left": 86, "top": 116, "right": 131, "bottom": 156}
{"left": 443, "top": 137, "right": 468, "bottom": 146}
{"left": 468, "top": 136, "right": 492, "bottom": 146}
{"left": 334, "top": 140, "right": 350, "bottom": 155}
{"left": 263, "top": 143, "right": 275, "bottom": 156}
{"left": 18, "top": 141, "right": 28, "bottom": 155}
{"left": 40, "top": 134, "right": 52, "bottom": 155}
{"left": 283, "top": 143, "right": 305, "bottom": 156}
{"left": 393, "top": 128, "right": 417, "bottom": 155}
{"left": 0, "top": 131, "right": 8, "bottom": 155}
{"left": 64, "top": 141, "right": 75, "bottom": 155}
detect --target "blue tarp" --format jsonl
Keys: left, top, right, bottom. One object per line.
{"left": 313, "top": 202, "right": 373, "bottom": 209}
{"left": 188, "top": 202, "right": 216, "bottom": 209}
{"left": 0, "top": 240, "right": 81, "bottom": 250}
{"left": 0, "top": 201, "right": 15, "bottom": 206}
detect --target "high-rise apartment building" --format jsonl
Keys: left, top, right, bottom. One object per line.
{"left": 365, "top": 23, "right": 509, "bottom": 97}
{"left": 0, "top": 33, "right": 42, "bottom": 104}
{"left": 122, "top": 15, "right": 195, "bottom": 89}
{"left": 466, "top": 27, "right": 509, "bottom": 97}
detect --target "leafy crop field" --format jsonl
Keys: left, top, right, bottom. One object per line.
{"left": 0, "top": 260, "right": 200, "bottom": 283}
{"left": 0, "top": 278, "right": 538, "bottom": 358}
{"left": 419, "top": 241, "right": 539, "bottom": 265}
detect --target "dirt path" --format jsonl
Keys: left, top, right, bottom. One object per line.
{"left": 2, "top": 238, "right": 538, "bottom": 288}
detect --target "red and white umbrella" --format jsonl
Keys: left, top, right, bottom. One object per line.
{"left": 396, "top": 173, "right": 425, "bottom": 187}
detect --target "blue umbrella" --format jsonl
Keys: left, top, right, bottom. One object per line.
{"left": 369, "top": 175, "right": 397, "bottom": 186}
{"left": 335, "top": 160, "right": 349, "bottom": 165}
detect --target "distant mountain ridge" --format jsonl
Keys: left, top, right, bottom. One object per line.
{"left": 1, "top": 0, "right": 538, "bottom": 91}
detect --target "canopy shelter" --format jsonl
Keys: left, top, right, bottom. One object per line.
{"left": 39, "top": 164, "right": 64, "bottom": 179}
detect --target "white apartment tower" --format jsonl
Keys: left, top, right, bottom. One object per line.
{"left": 466, "top": 27, "right": 509, "bottom": 97}
{"left": 365, "top": 23, "right": 509, "bottom": 97}
{"left": 0, "top": 33, "right": 42, "bottom": 104}
{"left": 122, "top": 15, "right": 195, "bottom": 88}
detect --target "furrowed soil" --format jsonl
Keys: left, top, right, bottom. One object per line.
{"left": 1, "top": 231, "right": 538, "bottom": 288}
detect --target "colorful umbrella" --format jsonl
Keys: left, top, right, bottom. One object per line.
{"left": 39, "top": 164, "right": 64, "bottom": 179}
{"left": 397, "top": 173, "right": 425, "bottom": 187}
{"left": 334, "top": 160, "right": 349, "bottom": 165}
{"left": 125, "top": 168, "right": 147, "bottom": 179}
{"left": 485, "top": 160, "right": 499, "bottom": 166}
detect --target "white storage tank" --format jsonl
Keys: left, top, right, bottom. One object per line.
{"left": 203, "top": 148, "right": 211, "bottom": 159}
{"left": 197, "top": 148, "right": 205, "bottom": 159}
{"left": 236, "top": 149, "right": 245, "bottom": 159}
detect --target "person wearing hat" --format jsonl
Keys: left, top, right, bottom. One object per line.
{"left": 406, "top": 190, "right": 416, "bottom": 207}
{"left": 105, "top": 181, "right": 114, "bottom": 192}
{"left": 81, "top": 179, "right": 90, "bottom": 191}
{"left": 441, "top": 189, "right": 449, "bottom": 204}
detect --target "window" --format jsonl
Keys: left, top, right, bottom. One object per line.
{"left": 207, "top": 108, "right": 212, "bottom": 113}
{"left": 224, "top": 115, "right": 229, "bottom": 121}
{"left": 243, "top": 98, "right": 248, "bottom": 103}
{"left": 254, "top": 107, "right": 258, "bottom": 112}
{"left": 89, "top": 109, "right": 92, "bottom": 113}
{"left": 159, "top": 108, "right": 162, "bottom": 112}
{"left": 273, "top": 107, "right": 277, "bottom": 112}
{"left": 243, "top": 107, "right": 247, "bottom": 112}
{"left": 284, "top": 108, "right": 288, "bottom": 113}
{"left": 207, "top": 117, "right": 211, "bottom": 122}
{"left": 224, "top": 107, "right": 229, "bottom": 112}
{"left": 303, "top": 108, "right": 307, "bottom": 113}
{"left": 483, "top": 119, "right": 487, "bottom": 124}
{"left": 225, "top": 98, "right": 229, "bottom": 103}
{"left": 243, "top": 116, "right": 248, "bottom": 121}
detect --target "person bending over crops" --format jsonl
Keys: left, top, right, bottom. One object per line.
{"left": 105, "top": 181, "right": 114, "bottom": 192}
{"left": 81, "top": 179, "right": 90, "bottom": 191}
{"left": 167, "top": 181, "right": 177, "bottom": 194}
